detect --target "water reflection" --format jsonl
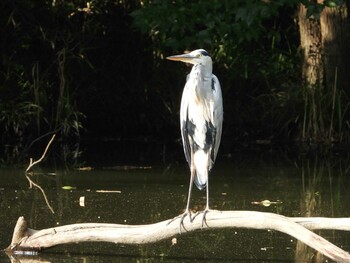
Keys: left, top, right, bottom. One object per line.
{"left": 295, "top": 155, "right": 350, "bottom": 262}
{"left": 1, "top": 152, "right": 350, "bottom": 262}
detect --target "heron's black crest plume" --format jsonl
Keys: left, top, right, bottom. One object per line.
{"left": 200, "top": 50, "right": 209, "bottom": 56}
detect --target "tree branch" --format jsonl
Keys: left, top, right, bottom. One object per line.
{"left": 24, "top": 134, "right": 56, "bottom": 214}
{"left": 25, "top": 134, "right": 56, "bottom": 173}
{"left": 6, "top": 211, "right": 350, "bottom": 262}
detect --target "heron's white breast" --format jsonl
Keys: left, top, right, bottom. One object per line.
{"left": 186, "top": 72, "right": 213, "bottom": 150}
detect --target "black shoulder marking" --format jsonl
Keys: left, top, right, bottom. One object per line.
{"left": 200, "top": 50, "right": 209, "bottom": 56}
{"left": 211, "top": 78, "right": 216, "bottom": 91}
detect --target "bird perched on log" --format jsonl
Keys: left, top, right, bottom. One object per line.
{"left": 166, "top": 49, "right": 223, "bottom": 229}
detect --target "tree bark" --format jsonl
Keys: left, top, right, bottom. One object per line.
{"left": 298, "top": 1, "right": 350, "bottom": 141}
{"left": 6, "top": 211, "right": 350, "bottom": 262}
{"left": 299, "top": 3, "right": 324, "bottom": 88}
{"left": 298, "top": 2, "right": 325, "bottom": 140}
{"left": 320, "top": 2, "right": 350, "bottom": 136}
{"left": 320, "top": 3, "right": 350, "bottom": 95}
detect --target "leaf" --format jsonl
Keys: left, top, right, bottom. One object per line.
{"left": 305, "top": 4, "right": 324, "bottom": 19}
{"left": 324, "top": 0, "right": 343, "bottom": 7}
{"left": 62, "top": 186, "right": 76, "bottom": 190}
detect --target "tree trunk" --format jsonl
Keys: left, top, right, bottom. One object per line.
{"left": 298, "top": 1, "right": 350, "bottom": 142}
{"left": 320, "top": 2, "right": 350, "bottom": 138}
{"left": 299, "top": 3, "right": 324, "bottom": 88}
{"left": 320, "top": 2, "right": 350, "bottom": 94}
{"left": 298, "top": 2, "right": 324, "bottom": 141}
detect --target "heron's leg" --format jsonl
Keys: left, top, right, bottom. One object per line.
{"left": 167, "top": 148, "right": 195, "bottom": 233}
{"left": 201, "top": 174, "right": 210, "bottom": 228}
{"left": 202, "top": 154, "right": 211, "bottom": 228}
{"left": 175, "top": 150, "right": 195, "bottom": 231}
{"left": 184, "top": 158, "right": 195, "bottom": 219}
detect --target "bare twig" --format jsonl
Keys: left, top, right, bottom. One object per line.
{"left": 25, "top": 134, "right": 56, "bottom": 173}
{"left": 24, "top": 134, "right": 56, "bottom": 214}
{"left": 24, "top": 129, "right": 61, "bottom": 155}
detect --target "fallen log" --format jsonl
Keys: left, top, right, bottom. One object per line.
{"left": 6, "top": 211, "right": 350, "bottom": 262}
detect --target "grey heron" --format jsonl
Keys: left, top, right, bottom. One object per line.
{"left": 167, "top": 49, "right": 223, "bottom": 228}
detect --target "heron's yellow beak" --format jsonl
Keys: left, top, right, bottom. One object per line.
{"left": 166, "top": 54, "right": 194, "bottom": 63}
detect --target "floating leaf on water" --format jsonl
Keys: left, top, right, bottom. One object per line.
{"left": 76, "top": 166, "right": 93, "bottom": 171}
{"left": 96, "top": 190, "right": 121, "bottom": 193}
{"left": 260, "top": 246, "right": 274, "bottom": 251}
{"left": 251, "top": 199, "right": 283, "bottom": 207}
{"left": 79, "top": 196, "right": 85, "bottom": 207}
{"left": 102, "top": 165, "right": 152, "bottom": 170}
{"left": 62, "top": 186, "right": 76, "bottom": 190}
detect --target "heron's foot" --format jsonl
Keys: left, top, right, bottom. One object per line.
{"left": 167, "top": 210, "right": 193, "bottom": 233}
{"left": 201, "top": 208, "right": 210, "bottom": 228}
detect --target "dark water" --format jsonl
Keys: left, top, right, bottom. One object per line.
{"left": 0, "top": 150, "right": 350, "bottom": 262}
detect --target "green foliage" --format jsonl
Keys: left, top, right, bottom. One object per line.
{"left": 300, "top": 0, "right": 345, "bottom": 18}
{"left": 1, "top": 0, "right": 348, "bottom": 164}
{"left": 132, "top": 0, "right": 297, "bottom": 61}
{"left": 301, "top": 75, "right": 350, "bottom": 143}
{"left": 132, "top": 0, "right": 302, "bottom": 141}
{"left": 131, "top": 0, "right": 349, "bottom": 145}
{"left": 0, "top": 0, "right": 155, "bottom": 163}
{"left": 0, "top": 0, "right": 92, "bottom": 162}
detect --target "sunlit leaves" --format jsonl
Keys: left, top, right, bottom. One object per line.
{"left": 300, "top": 0, "right": 345, "bottom": 18}
{"left": 131, "top": 0, "right": 299, "bottom": 71}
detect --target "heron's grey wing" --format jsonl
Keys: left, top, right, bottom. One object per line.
{"left": 186, "top": 73, "right": 190, "bottom": 82}
{"left": 209, "top": 75, "right": 223, "bottom": 169}
{"left": 180, "top": 79, "right": 192, "bottom": 167}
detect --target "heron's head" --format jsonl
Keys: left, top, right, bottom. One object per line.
{"left": 166, "top": 49, "right": 212, "bottom": 66}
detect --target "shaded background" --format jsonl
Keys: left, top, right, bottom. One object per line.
{"left": 1, "top": 2, "right": 350, "bottom": 261}
{"left": 0, "top": 0, "right": 349, "bottom": 165}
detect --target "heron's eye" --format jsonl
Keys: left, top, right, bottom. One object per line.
{"left": 196, "top": 54, "right": 201, "bottom": 58}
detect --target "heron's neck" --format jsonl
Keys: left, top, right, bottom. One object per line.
{"left": 190, "top": 63, "right": 213, "bottom": 100}
{"left": 192, "top": 63, "right": 212, "bottom": 79}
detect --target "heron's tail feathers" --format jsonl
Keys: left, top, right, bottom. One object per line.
{"left": 193, "top": 150, "right": 209, "bottom": 190}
